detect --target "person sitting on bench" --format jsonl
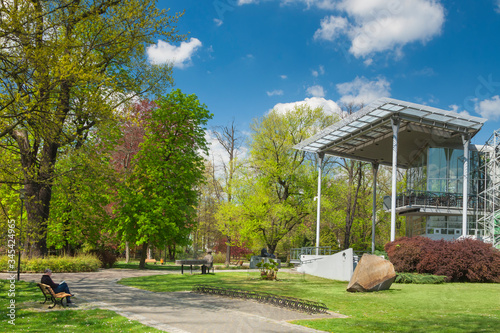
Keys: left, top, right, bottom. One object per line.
{"left": 203, "top": 250, "right": 214, "bottom": 273}
{"left": 41, "top": 268, "right": 74, "bottom": 304}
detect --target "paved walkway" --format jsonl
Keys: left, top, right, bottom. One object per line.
{"left": 2, "top": 269, "right": 346, "bottom": 333}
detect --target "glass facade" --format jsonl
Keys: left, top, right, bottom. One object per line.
{"left": 404, "top": 147, "right": 484, "bottom": 240}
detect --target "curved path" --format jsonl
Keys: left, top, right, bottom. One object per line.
{"left": 2, "top": 269, "right": 346, "bottom": 333}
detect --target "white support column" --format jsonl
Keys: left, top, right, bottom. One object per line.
{"left": 315, "top": 152, "right": 324, "bottom": 255}
{"left": 391, "top": 117, "right": 400, "bottom": 242}
{"left": 372, "top": 163, "right": 379, "bottom": 253}
{"left": 462, "top": 134, "right": 470, "bottom": 237}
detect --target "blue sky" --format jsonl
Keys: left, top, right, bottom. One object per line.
{"left": 150, "top": 0, "right": 500, "bottom": 147}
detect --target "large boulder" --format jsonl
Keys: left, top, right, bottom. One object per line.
{"left": 347, "top": 254, "right": 396, "bottom": 292}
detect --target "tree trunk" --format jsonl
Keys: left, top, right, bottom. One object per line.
{"left": 125, "top": 241, "right": 130, "bottom": 263}
{"left": 138, "top": 242, "right": 148, "bottom": 269}
{"left": 147, "top": 246, "right": 152, "bottom": 260}
{"left": 168, "top": 244, "right": 176, "bottom": 260}
{"left": 225, "top": 236, "right": 231, "bottom": 266}
{"left": 268, "top": 243, "right": 277, "bottom": 255}
{"left": 12, "top": 126, "right": 62, "bottom": 257}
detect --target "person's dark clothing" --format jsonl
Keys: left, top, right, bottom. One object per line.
{"left": 41, "top": 275, "right": 58, "bottom": 289}
{"left": 41, "top": 275, "right": 72, "bottom": 302}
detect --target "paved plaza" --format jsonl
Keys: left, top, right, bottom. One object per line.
{"left": 1, "top": 269, "right": 346, "bottom": 333}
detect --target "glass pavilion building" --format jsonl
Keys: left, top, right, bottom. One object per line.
{"left": 394, "top": 145, "right": 484, "bottom": 240}
{"left": 295, "top": 98, "right": 499, "bottom": 250}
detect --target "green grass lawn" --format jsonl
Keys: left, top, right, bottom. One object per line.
{"left": 119, "top": 272, "right": 500, "bottom": 332}
{"left": 0, "top": 280, "right": 161, "bottom": 332}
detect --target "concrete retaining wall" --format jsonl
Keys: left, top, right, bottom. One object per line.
{"left": 297, "top": 248, "right": 354, "bottom": 281}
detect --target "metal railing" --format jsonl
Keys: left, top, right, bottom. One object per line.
{"left": 192, "top": 285, "right": 328, "bottom": 314}
{"left": 289, "top": 246, "right": 333, "bottom": 263}
{"left": 394, "top": 190, "right": 481, "bottom": 210}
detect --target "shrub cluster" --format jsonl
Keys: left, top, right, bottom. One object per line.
{"left": 0, "top": 254, "right": 101, "bottom": 273}
{"left": 256, "top": 259, "right": 279, "bottom": 280}
{"left": 212, "top": 252, "right": 226, "bottom": 264}
{"left": 90, "top": 249, "right": 118, "bottom": 268}
{"left": 385, "top": 237, "right": 500, "bottom": 282}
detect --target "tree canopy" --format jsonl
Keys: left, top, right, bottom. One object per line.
{"left": 0, "top": 0, "right": 183, "bottom": 255}
{"left": 217, "top": 105, "right": 336, "bottom": 254}
{"left": 116, "top": 89, "right": 212, "bottom": 268}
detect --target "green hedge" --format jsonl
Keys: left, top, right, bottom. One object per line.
{"left": 0, "top": 254, "right": 100, "bottom": 273}
{"left": 395, "top": 272, "right": 447, "bottom": 284}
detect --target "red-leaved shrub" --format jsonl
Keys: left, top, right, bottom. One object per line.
{"left": 384, "top": 237, "right": 433, "bottom": 272}
{"left": 385, "top": 237, "right": 500, "bottom": 282}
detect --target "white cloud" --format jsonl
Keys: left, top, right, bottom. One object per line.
{"left": 413, "top": 67, "right": 436, "bottom": 76}
{"left": 496, "top": 0, "right": 500, "bottom": 13}
{"left": 336, "top": 76, "right": 391, "bottom": 105}
{"left": 272, "top": 97, "right": 341, "bottom": 115}
{"left": 267, "top": 89, "right": 284, "bottom": 96}
{"left": 475, "top": 95, "right": 500, "bottom": 120}
{"left": 313, "top": 0, "right": 444, "bottom": 58}
{"left": 306, "top": 85, "right": 325, "bottom": 98}
{"left": 282, "top": 0, "right": 337, "bottom": 10}
{"left": 147, "top": 38, "right": 202, "bottom": 69}
{"left": 238, "top": 0, "right": 260, "bottom": 5}
{"left": 363, "top": 58, "right": 373, "bottom": 66}
{"left": 311, "top": 65, "right": 325, "bottom": 77}
{"left": 243, "top": 54, "right": 255, "bottom": 60}
{"left": 280, "top": 74, "right": 288, "bottom": 79}
{"left": 449, "top": 104, "right": 470, "bottom": 117}
{"left": 314, "top": 15, "right": 348, "bottom": 41}
{"left": 214, "top": 18, "right": 223, "bottom": 26}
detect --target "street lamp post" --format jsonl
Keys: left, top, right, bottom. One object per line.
{"left": 17, "top": 189, "right": 25, "bottom": 282}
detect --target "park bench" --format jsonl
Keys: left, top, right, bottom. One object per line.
{"left": 175, "top": 259, "right": 214, "bottom": 274}
{"left": 145, "top": 259, "right": 157, "bottom": 264}
{"left": 37, "top": 283, "right": 72, "bottom": 309}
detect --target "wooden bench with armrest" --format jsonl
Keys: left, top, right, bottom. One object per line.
{"left": 175, "top": 259, "right": 214, "bottom": 274}
{"left": 37, "top": 283, "right": 72, "bottom": 309}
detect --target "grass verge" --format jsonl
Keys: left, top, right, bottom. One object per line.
{"left": 0, "top": 280, "right": 161, "bottom": 332}
{"left": 119, "top": 272, "right": 500, "bottom": 332}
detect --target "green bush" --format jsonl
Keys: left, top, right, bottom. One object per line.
{"left": 395, "top": 272, "right": 446, "bottom": 284}
{"left": 373, "top": 250, "right": 388, "bottom": 259}
{"left": 256, "top": 259, "right": 279, "bottom": 280}
{"left": 0, "top": 254, "right": 100, "bottom": 273}
{"left": 89, "top": 249, "right": 118, "bottom": 268}
{"left": 213, "top": 252, "right": 226, "bottom": 264}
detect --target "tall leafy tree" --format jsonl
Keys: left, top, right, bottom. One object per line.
{"left": 220, "top": 105, "right": 336, "bottom": 254}
{"left": 116, "top": 89, "right": 212, "bottom": 269}
{"left": 211, "top": 121, "right": 244, "bottom": 265}
{"left": 46, "top": 131, "right": 118, "bottom": 254}
{"left": 0, "top": 0, "right": 183, "bottom": 255}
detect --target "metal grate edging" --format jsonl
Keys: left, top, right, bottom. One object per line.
{"left": 192, "top": 284, "right": 328, "bottom": 314}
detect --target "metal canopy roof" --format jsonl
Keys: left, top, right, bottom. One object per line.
{"left": 294, "top": 98, "right": 487, "bottom": 168}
